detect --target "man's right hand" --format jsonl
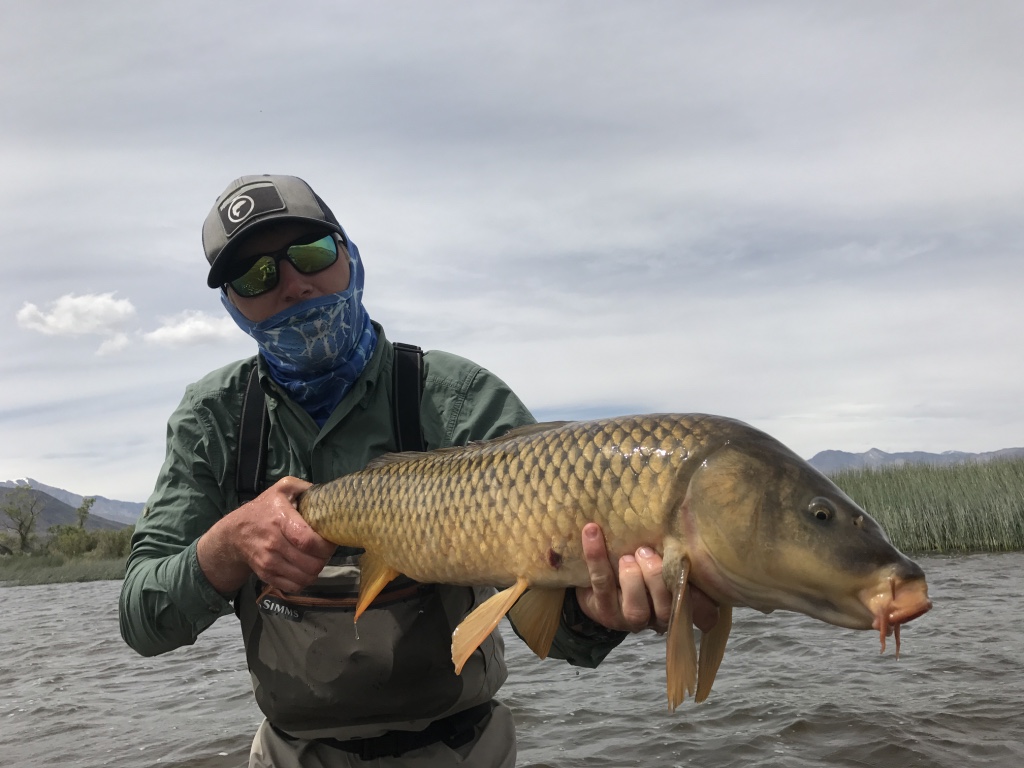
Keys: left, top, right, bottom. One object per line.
{"left": 196, "top": 476, "right": 336, "bottom": 596}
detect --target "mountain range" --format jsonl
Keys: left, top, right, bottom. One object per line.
{"left": 4, "top": 443, "right": 1023, "bottom": 532}
{"left": 807, "top": 446, "right": 1024, "bottom": 474}
{"left": 1, "top": 478, "right": 143, "bottom": 532}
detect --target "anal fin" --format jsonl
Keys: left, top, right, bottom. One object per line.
{"left": 507, "top": 587, "right": 566, "bottom": 660}
{"left": 355, "top": 551, "right": 400, "bottom": 621}
{"left": 452, "top": 578, "right": 529, "bottom": 674}
{"left": 665, "top": 557, "right": 698, "bottom": 711}
{"left": 695, "top": 604, "right": 733, "bottom": 703}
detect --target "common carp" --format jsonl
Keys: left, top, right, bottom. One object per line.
{"left": 298, "top": 414, "right": 931, "bottom": 709}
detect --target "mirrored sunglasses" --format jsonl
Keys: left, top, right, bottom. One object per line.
{"left": 226, "top": 233, "right": 341, "bottom": 298}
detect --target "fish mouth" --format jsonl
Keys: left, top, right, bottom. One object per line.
{"left": 860, "top": 575, "right": 932, "bottom": 657}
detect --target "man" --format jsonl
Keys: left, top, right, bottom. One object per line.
{"left": 119, "top": 175, "right": 716, "bottom": 767}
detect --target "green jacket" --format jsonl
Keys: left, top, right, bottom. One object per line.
{"left": 119, "top": 329, "right": 624, "bottom": 737}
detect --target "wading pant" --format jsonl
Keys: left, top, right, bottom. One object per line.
{"left": 248, "top": 702, "right": 516, "bottom": 768}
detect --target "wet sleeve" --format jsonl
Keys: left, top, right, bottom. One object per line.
{"left": 545, "top": 589, "right": 628, "bottom": 668}
{"left": 118, "top": 391, "right": 235, "bottom": 657}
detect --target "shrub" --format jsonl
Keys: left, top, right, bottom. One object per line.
{"left": 93, "top": 526, "right": 134, "bottom": 559}
{"left": 47, "top": 525, "right": 94, "bottom": 558}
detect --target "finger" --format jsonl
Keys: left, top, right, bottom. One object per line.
{"left": 258, "top": 562, "right": 316, "bottom": 593}
{"left": 581, "top": 523, "right": 615, "bottom": 588}
{"left": 251, "top": 537, "right": 329, "bottom": 591}
{"left": 580, "top": 523, "right": 619, "bottom": 617}
{"left": 280, "top": 509, "right": 336, "bottom": 559}
{"left": 258, "top": 481, "right": 335, "bottom": 560}
{"left": 616, "top": 555, "right": 652, "bottom": 632}
{"left": 635, "top": 547, "right": 673, "bottom": 629}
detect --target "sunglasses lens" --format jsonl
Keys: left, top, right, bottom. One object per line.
{"left": 227, "top": 234, "right": 341, "bottom": 297}
{"left": 230, "top": 256, "right": 278, "bottom": 297}
{"left": 287, "top": 235, "right": 339, "bottom": 274}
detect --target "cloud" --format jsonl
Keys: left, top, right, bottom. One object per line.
{"left": 142, "top": 310, "right": 241, "bottom": 347}
{"left": 16, "top": 294, "right": 241, "bottom": 354}
{"left": 17, "top": 292, "right": 136, "bottom": 335}
{"left": 96, "top": 333, "right": 131, "bottom": 356}
{"left": 16, "top": 293, "right": 137, "bottom": 354}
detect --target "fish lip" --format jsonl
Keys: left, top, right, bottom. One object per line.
{"left": 874, "top": 598, "right": 932, "bottom": 632}
{"left": 862, "top": 576, "right": 932, "bottom": 632}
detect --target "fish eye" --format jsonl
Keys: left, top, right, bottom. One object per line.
{"left": 808, "top": 497, "right": 836, "bottom": 522}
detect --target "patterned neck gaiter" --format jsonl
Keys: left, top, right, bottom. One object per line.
{"left": 221, "top": 238, "right": 378, "bottom": 427}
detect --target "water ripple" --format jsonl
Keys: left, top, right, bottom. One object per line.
{"left": 1, "top": 554, "right": 1022, "bottom": 766}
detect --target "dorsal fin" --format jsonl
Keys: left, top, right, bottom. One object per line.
{"left": 364, "top": 421, "right": 574, "bottom": 470}
{"left": 501, "top": 421, "right": 573, "bottom": 439}
{"left": 364, "top": 451, "right": 430, "bottom": 470}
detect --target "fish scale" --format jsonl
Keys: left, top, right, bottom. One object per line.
{"left": 299, "top": 414, "right": 701, "bottom": 586}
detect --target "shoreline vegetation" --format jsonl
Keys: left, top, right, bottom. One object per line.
{"left": 3, "top": 458, "right": 1023, "bottom": 587}
{"left": 0, "top": 554, "right": 126, "bottom": 586}
{"left": 832, "top": 457, "right": 1024, "bottom": 553}
{"left": 0, "top": 522, "right": 132, "bottom": 587}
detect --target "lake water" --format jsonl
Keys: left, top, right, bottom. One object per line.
{"left": 2, "top": 553, "right": 1022, "bottom": 767}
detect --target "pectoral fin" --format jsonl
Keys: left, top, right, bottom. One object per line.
{"left": 452, "top": 578, "right": 529, "bottom": 674}
{"left": 695, "top": 604, "right": 733, "bottom": 703}
{"left": 355, "top": 552, "right": 400, "bottom": 621}
{"left": 665, "top": 557, "right": 698, "bottom": 711}
{"left": 507, "top": 587, "right": 566, "bottom": 660}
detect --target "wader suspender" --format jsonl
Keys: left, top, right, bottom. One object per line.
{"left": 235, "top": 343, "right": 426, "bottom": 504}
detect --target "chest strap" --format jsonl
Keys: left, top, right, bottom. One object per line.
{"left": 391, "top": 342, "right": 426, "bottom": 454}
{"left": 236, "top": 364, "right": 270, "bottom": 504}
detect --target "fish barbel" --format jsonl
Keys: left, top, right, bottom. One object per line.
{"left": 298, "top": 414, "right": 931, "bottom": 709}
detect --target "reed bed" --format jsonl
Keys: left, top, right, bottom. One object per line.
{"left": 829, "top": 458, "right": 1024, "bottom": 553}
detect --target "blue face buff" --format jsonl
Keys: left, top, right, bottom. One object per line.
{"left": 221, "top": 234, "right": 378, "bottom": 427}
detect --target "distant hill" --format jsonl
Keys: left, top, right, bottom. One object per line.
{"left": 0, "top": 486, "right": 128, "bottom": 535}
{"left": 808, "top": 446, "right": 1024, "bottom": 475}
{"left": 0, "top": 478, "right": 143, "bottom": 525}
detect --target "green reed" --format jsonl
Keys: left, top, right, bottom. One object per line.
{"left": 829, "top": 458, "right": 1024, "bottom": 553}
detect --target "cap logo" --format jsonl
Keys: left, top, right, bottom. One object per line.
{"left": 218, "top": 181, "right": 287, "bottom": 237}
{"left": 228, "top": 195, "right": 255, "bottom": 223}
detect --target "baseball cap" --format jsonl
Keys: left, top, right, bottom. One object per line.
{"left": 203, "top": 174, "right": 343, "bottom": 288}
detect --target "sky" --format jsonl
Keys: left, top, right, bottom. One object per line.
{"left": 2, "top": 1, "right": 1022, "bottom": 502}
